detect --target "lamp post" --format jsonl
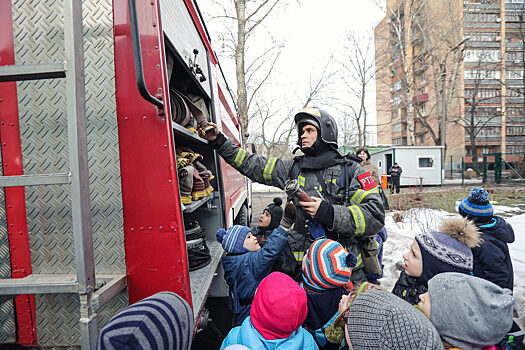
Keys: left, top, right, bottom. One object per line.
{"left": 440, "top": 36, "right": 470, "bottom": 173}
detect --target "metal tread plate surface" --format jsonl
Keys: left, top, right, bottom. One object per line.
{"left": 190, "top": 240, "right": 223, "bottom": 320}
{"left": 11, "top": 0, "right": 127, "bottom": 345}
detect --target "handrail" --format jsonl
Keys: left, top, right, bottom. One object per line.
{"left": 128, "top": 0, "right": 164, "bottom": 109}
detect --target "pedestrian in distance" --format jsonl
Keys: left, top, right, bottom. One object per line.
{"left": 388, "top": 162, "right": 402, "bottom": 194}
{"left": 204, "top": 106, "right": 385, "bottom": 284}
{"left": 216, "top": 202, "right": 296, "bottom": 326}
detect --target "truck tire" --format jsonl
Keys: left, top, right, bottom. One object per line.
{"left": 234, "top": 204, "right": 248, "bottom": 226}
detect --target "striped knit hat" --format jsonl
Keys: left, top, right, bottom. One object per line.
{"left": 216, "top": 225, "right": 251, "bottom": 254}
{"left": 97, "top": 291, "right": 193, "bottom": 350}
{"left": 458, "top": 188, "right": 494, "bottom": 223}
{"left": 302, "top": 239, "right": 356, "bottom": 292}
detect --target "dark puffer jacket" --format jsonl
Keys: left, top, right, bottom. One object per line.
{"left": 472, "top": 216, "right": 515, "bottom": 291}
{"left": 391, "top": 270, "right": 428, "bottom": 305}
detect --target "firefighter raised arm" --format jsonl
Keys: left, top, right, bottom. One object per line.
{"left": 204, "top": 107, "right": 385, "bottom": 283}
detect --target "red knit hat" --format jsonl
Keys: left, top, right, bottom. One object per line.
{"left": 250, "top": 272, "right": 308, "bottom": 340}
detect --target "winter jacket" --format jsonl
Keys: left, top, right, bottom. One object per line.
{"left": 391, "top": 270, "right": 428, "bottom": 305}
{"left": 472, "top": 216, "right": 515, "bottom": 291}
{"left": 388, "top": 165, "right": 402, "bottom": 177}
{"left": 222, "top": 226, "right": 289, "bottom": 325}
{"left": 360, "top": 159, "right": 380, "bottom": 185}
{"left": 212, "top": 136, "right": 385, "bottom": 283}
{"left": 221, "top": 316, "right": 319, "bottom": 350}
{"left": 303, "top": 286, "right": 343, "bottom": 333}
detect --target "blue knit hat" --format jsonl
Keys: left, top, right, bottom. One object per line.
{"left": 302, "top": 238, "right": 357, "bottom": 292}
{"left": 97, "top": 291, "right": 193, "bottom": 350}
{"left": 415, "top": 218, "right": 480, "bottom": 285}
{"left": 216, "top": 225, "right": 251, "bottom": 254}
{"left": 458, "top": 188, "right": 494, "bottom": 223}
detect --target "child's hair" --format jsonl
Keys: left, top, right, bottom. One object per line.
{"left": 415, "top": 217, "right": 480, "bottom": 284}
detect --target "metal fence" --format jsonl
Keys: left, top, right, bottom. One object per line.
{"left": 482, "top": 152, "right": 525, "bottom": 184}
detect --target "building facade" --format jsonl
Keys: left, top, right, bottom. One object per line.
{"left": 374, "top": 0, "right": 525, "bottom": 169}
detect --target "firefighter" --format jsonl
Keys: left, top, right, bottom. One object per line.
{"left": 204, "top": 107, "right": 385, "bottom": 283}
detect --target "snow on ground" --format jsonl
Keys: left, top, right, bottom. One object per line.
{"left": 380, "top": 207, "right": 525, "bottom": 329}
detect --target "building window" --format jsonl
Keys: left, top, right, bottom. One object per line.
{"left": 507, "top": 87, "right": 524, "bottom": 97}
{"left": 393, "top": 80, "right": 401, "bottom": 91}
{"left": 464, "top": 12, "right": 499, "bottom": 23}
{"left": 470, "top": 32, "right": 498, "bottom": 41}
{"left": 465, "top": 49, "right": 500, "bottom": 62}
{"left": 392, "top": 109, "right": 399, "bottom": 120}
{"left": 464, "top": 69, "right": 500, "bottom": 80}
{"left": 418, "top": 156, "right": 434, "bottom": 169}
{"left": 392, "top": 122, "right": 402, "bottom": 133}
{"left": 506, "top": 10, "right": 525, "bottom": 22}
{"left": 507, "top": 144, "right": 525, "bottom": 153}
{"left": 465, "top": 88, "right": 501, "bottom": 98}
{"left": 507, "top": 125, "right": 525, "bottom": 135}
{"left": 506, "top": 51, "right": 524, "bottom": 62}
{"left": 392, "top": 96, "right": 402, "bottom": 105}
{"left": 477, "top": 126, "right": 501, "bottom": 137}
{"left": 506, "top": 70, "right": 524, "bottom": 80}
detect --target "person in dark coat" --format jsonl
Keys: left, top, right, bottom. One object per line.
{"left": 458, "top": 188, "right": 515, "bottom": 291}
{"left": 217, "top": 203, "right": 296, "bottom": 326}
{"left": 392, "top": 217, "right": 480, "bottom": 305}
{"left": 388, "top": 162, "right": 402, "bottom": 194}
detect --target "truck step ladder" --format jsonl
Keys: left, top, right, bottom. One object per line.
{"left": 0, "top": 1, "right": 126, "bottom": 349}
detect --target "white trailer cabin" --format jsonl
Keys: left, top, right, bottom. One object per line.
{"left": 370, "top": 146, "right": 444, "bottom": 186}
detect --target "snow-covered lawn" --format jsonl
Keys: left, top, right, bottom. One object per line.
{"left": 380, "top": 207, "right": 525, "bottom": 329}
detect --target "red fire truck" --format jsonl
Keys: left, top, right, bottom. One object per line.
{"left": 0, "top": 0, "right": 249, "bottom": 348}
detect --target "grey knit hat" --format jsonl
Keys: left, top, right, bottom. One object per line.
{"left": 346, "top": 289, "right": 444, "bottom": 350}
{"left": 97, "top": 291, "right": 193, "bottom": 350}
{"left": 428, "top": 272, "right": 515, "bottom": 350}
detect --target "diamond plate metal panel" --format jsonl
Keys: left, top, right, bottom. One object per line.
{"left": 12, "top": 0, "right": 127, "bottom": 346}
{"left": 0, "top": 148, "right": 16, "bottom": 343}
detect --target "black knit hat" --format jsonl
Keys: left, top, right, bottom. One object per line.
{"left": 264, "top": 197, "right": 283, "bottom": 230}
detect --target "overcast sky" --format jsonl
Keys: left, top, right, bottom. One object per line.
{"left": 200, "top": 0, "right": 385, "bottom": 145}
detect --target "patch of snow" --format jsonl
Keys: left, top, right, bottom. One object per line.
{"left": 380, "top": 209, "right": 524, "bottom": 330}
{"left": 493, "top": 205, "right": 524, "bottom": 215}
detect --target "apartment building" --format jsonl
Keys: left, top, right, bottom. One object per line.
{"left": 374, "top": 0, "right": 525, "bottom": 169}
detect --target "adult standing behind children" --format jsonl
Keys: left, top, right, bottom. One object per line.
{"left": 204, "top": 107, "right": 385, "bottom": 283}
{"left": 388, "top": 162, "right": 402, "bottom": 194}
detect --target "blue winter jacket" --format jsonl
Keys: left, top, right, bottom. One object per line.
{"left": 222, "top": 226, "right": 289, "bottom": 325}
{"left": 472, "top": 216, "right": 515, "bottom": 291}
{"left": 220, "top": 316, "right": 319, "bottom": 350}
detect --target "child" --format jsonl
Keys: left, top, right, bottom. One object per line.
{"left": 253, "top": 197, "right": 284, "bottom": 246}
{"left": 419, "top": 272, "right": 515, "bottom": 350}
{"left": 217, "top": 202, "right": 296, "bottom": 326}
{"left": 98, "top": 292, "right": 193, "bottom": 350}
{"left": 341, "top": 288, "right": 443, "bottom": 350}
{"left": 301, "top": 239, "right": 356, "bottom": 335}
{"left": 458, "top": 188, "right": 515, "bottom": 291}
{"left": 221, "top": 272, "right": 319, "bottom": 350}
{"left": 392, "top": 217, "right": 480, "bottom": 305}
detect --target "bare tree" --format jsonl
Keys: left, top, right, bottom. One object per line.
{"left": 339, "top": 30, "right": 376, "bottom": 147}
{"left": 204, "top": 0, "right": 284, "bottom": 142}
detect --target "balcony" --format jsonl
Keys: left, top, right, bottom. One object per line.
{"left": 413, "top": 93, "right": 429, "bottom": 103}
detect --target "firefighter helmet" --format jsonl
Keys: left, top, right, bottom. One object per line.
{"left": 294, "top": 107, "right": 338, "bottom": 149}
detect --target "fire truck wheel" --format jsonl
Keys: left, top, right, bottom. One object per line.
{"left": 234, "top": 204, "right": 248, "bottom": 226}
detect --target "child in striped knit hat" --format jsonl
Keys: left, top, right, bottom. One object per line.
{"left": 301, "top": 238, "right": 357, "bottom": 349}
{"left": 216, "top": 202, "right": 296, "bottom": 326}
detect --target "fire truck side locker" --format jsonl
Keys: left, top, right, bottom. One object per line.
{"left": 0, "top": 0, "right": 246, "bottom": 347}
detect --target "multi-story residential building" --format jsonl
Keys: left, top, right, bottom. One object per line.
{"left": 374, "top": 0, "right": 525, "bottom": 170}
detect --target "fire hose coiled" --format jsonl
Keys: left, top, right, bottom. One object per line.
{"left": 185, "top": 221, "right": 211, "bottom": 271}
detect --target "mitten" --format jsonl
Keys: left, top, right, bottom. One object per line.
{"left": 280, "top": 202, "right": 296, "bottom": 229}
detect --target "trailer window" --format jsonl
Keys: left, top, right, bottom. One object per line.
{"left": 418, "top": 156, "right": 434, "bottom": 168}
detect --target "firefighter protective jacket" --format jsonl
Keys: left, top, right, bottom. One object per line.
{"left": 213, "top": 137, "right": 385, "bottom": 278}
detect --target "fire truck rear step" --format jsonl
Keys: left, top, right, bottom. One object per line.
{"left": 0, "top": 173, "right": 71, "bottom": 187}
